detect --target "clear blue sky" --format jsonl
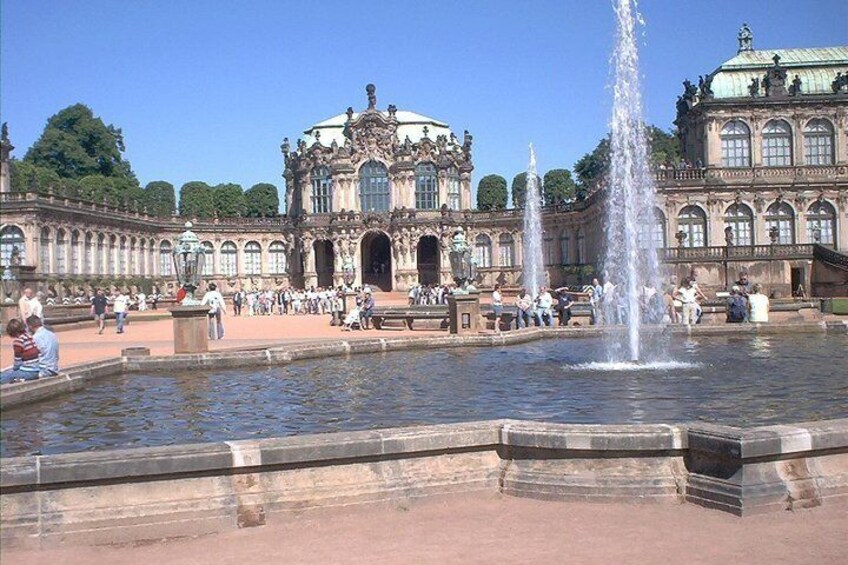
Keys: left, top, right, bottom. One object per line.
{"left": 2, "top": 0, "right": 846, "bottom": 211}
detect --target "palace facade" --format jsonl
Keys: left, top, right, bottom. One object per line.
{"left": 1, "top": 26, "right": 846, "bottom": 299}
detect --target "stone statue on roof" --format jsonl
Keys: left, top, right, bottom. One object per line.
{"left": 789, "top": 75, "right": 803, "bottom": 96}
{"left": 366, "top": 83, "right": 376, "bottom": 109}
{"left": 749, "top": 77, "right": 760, "bottom": 97}
{"left": 737, "top": 23, "right": 753, "bottom": 53}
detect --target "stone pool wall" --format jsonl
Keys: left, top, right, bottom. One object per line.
{"left": 1, "top": 419, "right": 847, "bottom": 549}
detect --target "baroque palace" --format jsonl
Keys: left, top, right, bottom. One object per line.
{"left": 1, "top": 26, "right": 847, "bottom": 299}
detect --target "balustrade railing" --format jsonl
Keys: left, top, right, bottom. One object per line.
{"left": 658, "top": 243, "right": 815, "bottom": 262}
{"left": 654, "top": 165, "right": 846, "bottom": 185}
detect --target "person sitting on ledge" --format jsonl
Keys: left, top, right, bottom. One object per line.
{"left": 726, "top": 286, "right": 748, "bottom": 324}
{"left": 748, "top": 283, "right": 770, "bottom": 324}
{"left": 0, "top": 319, "right": 41, "bottom": 385}
{"left": 360, "top": 289, "right": 375, "bottom": 330}
{"left": 28, "top": 314, "right": 60, "bottom": 378}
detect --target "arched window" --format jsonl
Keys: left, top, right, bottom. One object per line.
{"left": 576, "top": 229, "right": 585, "bottom": 264}
{"left": 129, "top": 238, "right": 137, "bottom": 274}
{"left": 84, "top": 233, "right": 93, "bottom": 275}
{"left": 414, "top": 162, "right": 438, "bottom": 210}
{"left": 474, "top": 234, "right": 492, "bottom": 268}
{"left": 137, "top": 238, "right": 146, "bottom": 276}
{"left": 40, "top": 227, "right": 51, "bottom": 273}
{"left": 498, "top": 233, "right": 515, "bottom": 267}
{"left": 806, "top": 201, "right": 836, "bottom": 245}
{"left": 269, "top": 241, "right": 287, "bottom": 274}
{"left": 0, "top": 225, "right": 26, "bottom": 268}
{"left": 71, "top": 231, "right": 81, "bottom": 274}
{"left": 447, "top": 167, "right": 461, "bottom": 211}
{"left": 201, "top": 241, "right": 214, "bottom": 276}
{"left": 119, "top": 236, "right": 127, "bottom": 275}
{"left": 108, "top": 235, "right": 117, "bottom": 275}
{"left": 804, "top": 119, "right": 835, "bottom": 166}
{"left": 311, "top": 166, "right": 333, "bottom": 214}
{"left": 244, "top": 241, "right": 261, "bottom": 275}
{"left": 96, "top": 234, "right": 105, "bottom": 275}
{"left": 559, "top": 231, "right": 570, "bottom": 265}
{"left": 765, "top": 202, "right": 795, "bottom": 244}
{"left": 678, "top": 206, "right": 707, "bottom": 248}
{"left": 724, "top": 203, "right": 754, "bottom": 246}
{"left": 220, "top": 241, "right": 237, "bottom": 276}
{"left": 720, "top": 120, "right": 751, "bottom": 168}
{"left": 359, "top": 161, "right": 390, "bottom": 212}
{"left": 762, "top": 120, "right": 793, "bottom": 166}
{"left": 159, "top": 241, "right": 173, "bottom": 276}
{"left": 639, "top": 208, "right": 666, "bottom": 249}
{"left": 543, "top": 236, "right": 555, "bottom": 266}
{"left": 55, "top": 229, "right": 66, "bottom": 275}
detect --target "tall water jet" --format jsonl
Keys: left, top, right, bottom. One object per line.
{"left": 523, "top": 143, "right": 545, "bottom": 296}
{"left": 604, "top": 0, "right": 662, "bottom": 361}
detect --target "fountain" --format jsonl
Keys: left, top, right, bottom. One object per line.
{"left": 603, "top": 0, "right": 662, "bottom": 361}
{"left": 522, "top": 144, "right": 545, "bottom": 296}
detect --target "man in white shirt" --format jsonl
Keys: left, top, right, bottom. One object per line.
{"left": 675, "top": 279, "right": 698, "bottom": 326}
{"left": 113, "top": 291, "right": 130, "bottom": 334}
{"left": 29, "top": 291, "right": 45, "bottom": 320}
{"left": 748, "top": 283, "right": 770, "bottom": 323}
{"left": 201, "top": 283, "right": 226, "bottom": 339}
{"left": 18, "top": 287, "right": 33, "bottom": 322}
{"left": 535, "top": 286, "right": 554, "bottom": 327}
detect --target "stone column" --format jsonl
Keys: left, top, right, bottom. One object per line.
{"left": 170, "top": 305, "right": 210, "bottom": 354}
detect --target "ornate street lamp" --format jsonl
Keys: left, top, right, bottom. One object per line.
{"left": 172, "top": 221, "right": 205, "bottom": 305}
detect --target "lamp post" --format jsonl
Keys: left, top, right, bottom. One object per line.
{"left": 446, "top": 228, "right": 481, "bottom": 334}
{"left": 169, "top": 221, "right": 210, "bottom": 354}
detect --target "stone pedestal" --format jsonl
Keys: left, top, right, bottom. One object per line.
{"left": 448, "top": 293, "right": 481, "bottom": 335}
{"left": 169, "top": 305, "right": 209, "bottom": 354}
{"left": 342, "top": 291, "right": 357, "bottom": 315}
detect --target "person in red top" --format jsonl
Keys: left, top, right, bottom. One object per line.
{"left": 1, "top": 319, "right": 41, "bottom": 384}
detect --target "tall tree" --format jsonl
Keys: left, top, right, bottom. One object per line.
{"left": 476, "top": 174, "right": 508, "bottom": 211}
{"left": 645, "top": 126, "right": 681, "bottom": 167}
{"left": 245, "top": 183, "right": 280, "bottom": 217}
{"left": 179, "top": 181, "right": 215, "bottom": 218}
{"left": 510, "top": 172, "right": 542, "bottom": 209}
{"left": 24, "top": 104, "right": 136, "bottom": 183}
{"left": 213, "top": 183, "right": 246, "bottom": 217}
{"left": 542, "top": 169, "right": 577, "bottom": 206}
{"left": 9, "top": 160, "right": 61, "bottom": 192}
{"left": 144, "top": 181, "right": 176, "bottom": 217}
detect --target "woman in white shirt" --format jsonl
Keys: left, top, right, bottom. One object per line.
{"left": 675, "top": 279, "right": 698, "bottom": 326}
{"left": 748, "top": 283, "right": 770, "bottom": 323}
{"left": 491, "top": 284, "right": 504, "bottom": 333}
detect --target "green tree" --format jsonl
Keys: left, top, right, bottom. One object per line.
{"left": 179, "top": 181, "right": 215, "bottom": 218}
{"left": 213, "top": 183, "right": 246, "bottom": 217}
{"left": 542, "top": 169, "right": 577, "bottom": 206}
{"left": 245, "top": 183, "right": 280, "bottom": 217}
{"left": 476, "top": 174, "right": 508, "bottom": 211}
{"left": 573, "top": 137, "right": 610, "bottom": 198}
{"left": 9, "top": 160, "right": 61, "bottom": 192}
{"left": 510, "top": 172, "right": 542, "bottom": 209}
{"left": 24, "top": 103, "right": 136, "bottom": 182}
{"left": 143, "top": 181, "right": 176, "bottom": 217}
{"left": 645, "top": 126, "right": 680, "bottom": 167}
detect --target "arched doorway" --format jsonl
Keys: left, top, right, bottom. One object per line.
{"left": 314, "top": 240, "right": 335, "bottom": 288}
{"left": 361, "top": 231, "right": 392, "bottom": 291}
{"left": 417, "top": 235, "right": 440, "bottom": 286}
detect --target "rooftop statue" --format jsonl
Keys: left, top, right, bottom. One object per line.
{"left": 737, "top": 22, "right": 753, "bottom": 53}
{"left": 749, "top": 77, "right": 760, "bottom": 97}
{"left": 789, "top": 75, "right": 803, "bottom": 96}
{"left": 366, "top": 83, "right": 376, "bottom": 109}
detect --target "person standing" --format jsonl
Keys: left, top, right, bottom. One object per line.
{"left": 28, "top": 315, "right": 59, "bottom": 378}
{"left": 113, "top": 291, "right": 129, "bottom": 334}
{"left": 360, "top": 290, "right": 375, "bottom": 330}
{"left": 201, "top": 283, "right": 226, "bottom": 339}
{"left": 18, "top": 287, "right": 33, "bottom": 322}
{"left": 748, "top": 283, "right": 770, "bottom": 323}
{"left": 150, "top": 286, "right": 160, "bottom": 310}
{"left": 0, "top": 319, "right": 41, "bottom": 384}
{"left": 491, "top": 284, "right": 504, "bottom": 333}
{"left": 91, "top": 288, "right": 109, "bottom": 334}
{"left": 589, "top": 279, "right": 602, "bottom": 325}
{"left": 137, "top": 291, "right": 148, "bottom": 312}
{"left": 233, "top": 290, "right": 243, "bottom": 316}
{"left": 675, "top": 278, "right": 698, "bottom": 326}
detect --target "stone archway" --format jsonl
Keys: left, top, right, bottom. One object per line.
{"left": 416, "top": 235, "right": 440, "bottom": 286}
{"left": 361, "top": 231, "right": 392, "bottom": 291}
{"left": 314, "top": 240, "right": 335, "bottom": 288}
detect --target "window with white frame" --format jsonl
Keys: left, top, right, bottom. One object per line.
{"left": 762, "top": 120, "right": 793, "bottom": 167}
{"left": 804, "top": 119, "right": 835, "bottom": 166}
{"left": 678, "top": 206, "right": 707, "bottom": 248}
{"left": 84, "top": 233, "right": 93, "bottom": 275}
{"left": 311, "top": 166, "right": 333, "bottom": 214}
{"left": 720, "top": 120, "right": 751, "bottom": 168}
{"left": 359, "top": 161, "right": 390, "bottom": 212}
{"left": 119, "top": 236, "right": 127, "bottom": 275}
{"left": 765, "top": 202, "right": 795, "bottom": 244}
{"left": 414, "top": 162, "right": 438, "bottom": 210}
{"left": 269, "top": 241, "right": 287, "bottom": 274}
{"left": 724, "top": 203, "right": 754, "bottom": 246}
{"left": 559, "top": 232, "right": 570, "bottom": 265}
{"left": 638, "top": 208, "right": 666, "bottom": 249}
{"left": 474, "top": 234, "right": 492, "bottom": 268}
{"left": 220, "top": 241, "right": 237, "bottom": 276}
{"left": 498, "top": 233, "right": 515, "bottom": 267}
{"left": 202, "top": 241, "right": 214, "bottom": 276}
{"left": 806, "top": 201, "right": 836, "bottom": 245}
{"left": 40, "top": 228, "right": 51, "bottom": 273}
{"left": 244, "top": 241, "right": 261, "bottom": 275}
{"left": 159, "top": 241, "right": 172, "bottom": 276}
{"left": 543, "top": 237, "right": 555, "bottom": 266}
{"left": 0, "top": 225, "right": 26, "bottom": 268}
{"left": 447, "top": 168, "right": 461, "bottom": 211}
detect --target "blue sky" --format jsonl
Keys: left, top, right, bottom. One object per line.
{"left": 2, "top": 0, "right": 846, "bottom": 210}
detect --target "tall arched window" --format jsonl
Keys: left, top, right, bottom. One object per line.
{"left": 359, "top": 161, "right": 390, "bottom": 212}
{"left": 806, "top": 201, "right": 836, "bottom": 245}
{"left": 119, "top": 236, "right": 128, "bottom": 275}
{"left": 129, "top": 238, "right": 137, "bottom": 274}
{"left": 108, "top": 235, "right": 117, "bottom": 275}
{"left": 678, "top": 206, "right": 707, "bottom": 248}
{"left": 576, "top": 229, "right": 585, "bottom": 264}
{"left": 639, "top": 208, "right": 666, "bottom": 249}
{"left": 244, "top": 241, "right": 261, "bottom": 275}
{"left": 474, "top": 234, "right": 492, "bottom": 268}
{"left": 201, "top": 241, "right": 214, "bottom": 276}
{"left": 721, "top": 120, "right": 751, "bottom": 168}
{"left": 762, "top": 120, "right": 793, "bottom": 166}
{"left": 220, "top": 241, "right": 237, "bottom": 276}
{"left": 765, "top": 202, "right": 795, "bottom": 244}
{"left": 724, "top": 203, "right": 754, "bottom": 246}
{"left": 96, "top": 234, "right": 105, "bottom": 275}
{"left": 0, "top": 225, "right": 26, "bottom": 267}
{"left": 447, "top": 167, "right": 461, "bottom": 211}
{"left": 40, "top": 227, "right": 51, "bottom": 273}
{"left": 543, "top": 236, "right": 555, "bottom": 266}
{"left": 498, "top": 233, "right": 515, "bottom": 267}
{"left": 137, "top": 238, "right": 146, "bottom": 276}
{"left": 269, "top": 241, "right": 288, "bottom": 274}
{"left": 159, "top": 241, "right": 173, "bottom": 276}
{"left": 559, "top": 231, "right": 570, "bottom": 265}
{"left": 71, "top": 231, "right": 81, "bottom": 274}
{"left": 414, "top": 162, "right": 438, "bottom": 210}
{"left": 804, "top": 119, "right": 835, "bottom": 166}
{"left": 84, "top": 233, "right": 93, "bottom": 275}
{"left": 311, "top": 166, "right": 333, "bottom": 214}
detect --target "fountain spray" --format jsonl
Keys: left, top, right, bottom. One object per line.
{"left": 523, "top": 143, "right": 546, "bottom": 298}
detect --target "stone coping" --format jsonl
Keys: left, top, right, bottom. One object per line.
{"left": 1, "top": 320, "right": 845, "bottom": 411}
